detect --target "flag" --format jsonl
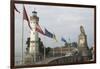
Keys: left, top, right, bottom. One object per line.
{"left": 53, "top": 34, "right": 58, "bottom": 42}
{"left": 45, "top": 28, "right": 54, "bottom": 38}
{"left": 61, "top": 37, "right": 66, "bottom": 43}
{"left": 44, "top": 28, "right": 58, "bottom": 42}
{"left": 23, "top": 5, "right": 32, "bottom": 30}
{"left": 14, "top": 5, "right": 20, "bottom": 13}
{"left": 36, "top": 23, "right": 45, "bottom": 35}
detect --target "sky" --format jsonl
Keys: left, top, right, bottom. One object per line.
{"left": 15, "top": 3, "right": 94, "bottom": 62}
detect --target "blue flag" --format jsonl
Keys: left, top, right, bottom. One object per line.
{"left": 45, "top": 28, "right": 54, "bottom": 38}
{"left": 61, "top": 37, "right": 66, "bottom": 43}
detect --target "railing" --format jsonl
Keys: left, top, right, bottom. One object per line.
{"left": 15, "top": 55, "right": 91, "bottom": 65}
{"left": 47, "top": 56, "right": 90, "bottom": 64}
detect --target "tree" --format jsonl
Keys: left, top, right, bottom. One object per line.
{"left": 72, "top": 42, "right": 77, "bottom": 48}
{"left": 38, "top": 38, "right": 51, "bottom": 57}
{"left": 38, "top": 38, "right": 44, "bottom": 55}
{"left": 26, "top": 37, "right": 30, "bottom": 52}
{"left": 88, "top": 47, "right": 93, "bottom": 60}
{"left": 45, "top": 47, "right": 51, "bottom": 57}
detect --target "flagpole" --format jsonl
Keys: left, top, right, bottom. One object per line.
{"left": 44, "top": 35, "right": 46, "bottom": 60}
{"left": 52, "top": 32, "right": 57, "bottom": 57}
{"left": 53, "top": 48, "right": 54, "bottom": 57}
{"left": 69, "top": 38, "right": 71, "bottom": 53}
{"left": 60, "top": 43, "right": 63, "bottom": 56}
{"left": 44, "top": 46, "right": 45, "bottom": 60}
{"left": 53, "top": 33, "right": 55, "bottom": 57}
{"left": 22, "top": 4, "right": 24, "bottom": 64}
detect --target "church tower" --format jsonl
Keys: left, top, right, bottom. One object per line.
{"left": 78, "top": 25, "right": 89, "bottom": 61}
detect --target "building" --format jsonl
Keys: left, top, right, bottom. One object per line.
{"left": 49, "top": 43, "right": 78, "bottom": 57}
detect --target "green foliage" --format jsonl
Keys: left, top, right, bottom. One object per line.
{"left": 45, "top": 47, "right": 51, "bottom": 56}
{"left": 38, "top": 38, "right": 44, "bottom": 55}
{"left": 88, "top": 48, "right": 92, "bottom": 60}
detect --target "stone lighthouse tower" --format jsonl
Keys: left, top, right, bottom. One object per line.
{"left": 24, "top": 10, "right": 39, "bottom": 64}
{"left": 29, "top": 10, "right": 39, "bottom": 62}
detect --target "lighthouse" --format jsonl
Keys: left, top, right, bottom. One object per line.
{"left": 25, "top": 10, "right": 39, "bottom": 63}
{"left": 29, "top": 11, "right": 39, "bottom": 53}
{"left": 24, "top": 10, "right": 40, "bottom": 64}
{"left": 29, "top": 10, "right": 39, "bottom": 62}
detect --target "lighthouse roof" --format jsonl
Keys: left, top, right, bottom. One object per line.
{"left": 32, "top": 10, "right": 37, "bottom": 14}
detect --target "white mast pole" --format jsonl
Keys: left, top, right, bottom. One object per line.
{"left": 22, "top": 4, "right": 24, "bottom": 64}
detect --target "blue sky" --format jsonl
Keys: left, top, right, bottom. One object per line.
{"left": 15, "top": 4, "right": 94, "bottom": 59}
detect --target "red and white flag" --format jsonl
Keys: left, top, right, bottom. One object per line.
{"left": 23, "top": 5, "right": 32, "bottom": 30}
{"left": 36, "top": 23, "right": 45, "bottom": 35}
